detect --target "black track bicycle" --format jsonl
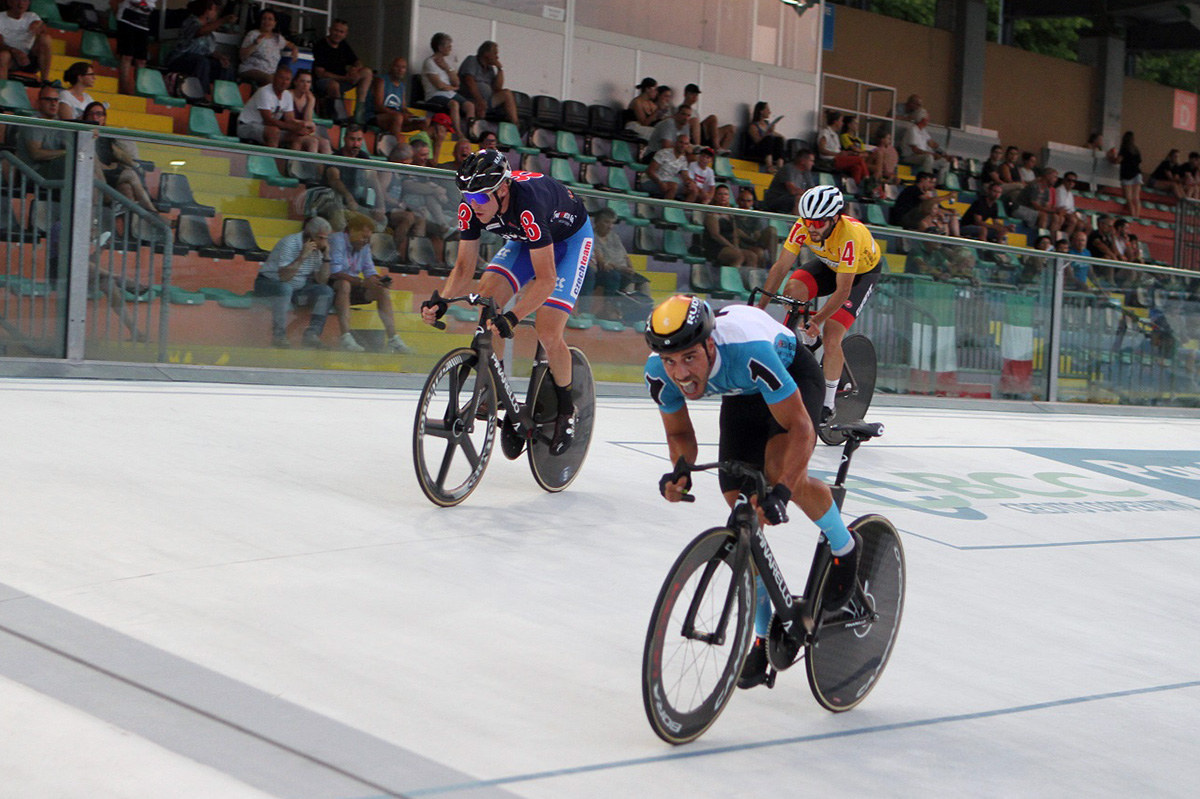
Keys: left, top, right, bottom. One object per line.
{"left": 412, "top": 291, "right": 595, "bottom": 507}
{"left": 749, "top": 288, "right": 877, "bottom": 446}
{"left": 641, "top": 421, "right": 904, "bottom": 745}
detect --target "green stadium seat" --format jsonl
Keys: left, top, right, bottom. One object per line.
{"left": 607, "top": 199, "right": 650, "bottom": 227}
{"left": 497, "top": 121, "right": 539, "bottom": 156}
{"left": 718, "top": 266, "right": 750, "bottom": 300}
{"left": 32, "top": 0, "right": 78, "bottom": 30}
{"left": 212, "top": 80, "right": 245, "bottom": 112}
{"left": 660, "top": 205, "right": 704, "bottom": 234}
{"left": 80, "top": 31, "right": 119, "bottom": 67}
{"left": 553, "top": 130, "right": 597, "bottom": 164}
{"left": 189, "top": 106, "right": 238, "bottom": 142}
{"left": 549, "top": 157, "right": 588, "bottom": 188}
{"left": 0, "top": 80, "right": 34, "bottom": 115}
{"left": 606, "top": 166, "right": 648, "bottom": 197}
{"left": 661, "top": 229, "right": 706, "bottom": 264}
{"left": 247, "top": 155, "right": 300, "bottom": 187}
{"left": 714, "top": 155, "right": 752, "bottom": 187}
{"left": 136, "top": 68, "right": 186, "bottom": 107}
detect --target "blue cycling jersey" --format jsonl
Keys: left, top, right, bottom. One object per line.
{"left": 457, "top": 170, "right": 588, "bottom": 248}
{"left": 644, "top": 305, "right": 798, "bottom": 414}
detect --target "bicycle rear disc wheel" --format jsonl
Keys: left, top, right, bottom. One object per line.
{"left": 805, "top": 514, "right": 905, "bottom": 712}
{"left": 642, "top": 527, "right": 755, "bottom": 745}
{"left": 412, "top": 347, "right": 497, "bottom": 507}
{"left": 820, "top": 333, "right": 878, "bottom": 446}
{"left": 528, "top": 347, "right": 595, "bottom": 493}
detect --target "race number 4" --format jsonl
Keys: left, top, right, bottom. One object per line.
{"left": 841, "top": 241, "right": 856, "bottom": 268}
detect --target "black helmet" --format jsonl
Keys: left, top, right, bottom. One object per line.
{"left": 645, "top": 294, "right": 715, "bottom": 354}
{"left": 456, "top": 149, "right": 511, "bottom": 194}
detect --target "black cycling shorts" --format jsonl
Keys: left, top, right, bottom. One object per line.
{"left": 717, "top": 346, "right": 824, "bottom": 494}
{"left": 788, "top": 261, "right": 881, "bottom": 330}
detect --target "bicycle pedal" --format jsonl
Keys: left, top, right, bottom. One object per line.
{"left": 764, "top": 668, "right": 777, "bottom": 689}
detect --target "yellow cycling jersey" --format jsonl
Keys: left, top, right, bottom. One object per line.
{"left": 782, "top": 215, "right": 881, "bottom": 275}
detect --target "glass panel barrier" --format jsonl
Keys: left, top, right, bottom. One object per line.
{"left": 0, "top": 115, "right": 75, "bottom": 359}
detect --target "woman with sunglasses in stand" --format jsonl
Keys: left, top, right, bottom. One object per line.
{"left": 758, "top": 184, "right": 882, "bottom": 426}
{"left": 419, "top": 150, "right": 593, "bottom": 456}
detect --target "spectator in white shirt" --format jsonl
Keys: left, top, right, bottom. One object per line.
{"left": 238, "top": 9, "right": 299, "bottom": 87}
{"left": 0, "top": 0, "right": 51, "bottom": 83}
{"left": 901, "top": 108, "right": 951, "bottom": 183}
{"left": 238, "top": 65, "right": 312, "bottom": 149}
{"left": 646, "top": 133, "right": 697, "bottom": 202}
{"left": 646, "top": 104, "right": 693, "bottom": 157}
{"left": 687, "top": 146, "right": 717, "bottom": 205}
{"left": 420, "top": 32, "right": 474, "bottom": 140}
{"left": 58, "top": 61, "right": 96, "bottom": 121}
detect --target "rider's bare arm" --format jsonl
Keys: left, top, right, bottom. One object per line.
{"left": 760, "top": 247, "right": 799, "bottom": 305}
{"left": 659, "top": 406, "right": 698, "bottom": 502}
{"left": 439, "top": 237, "right": 481, "bottom": 299}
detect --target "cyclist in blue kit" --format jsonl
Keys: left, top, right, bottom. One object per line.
{"left": 644, "top": 294, "right": 861, "bottom": 689}
{"left": 421, "top": 149, "right": 593, "bottom": 455}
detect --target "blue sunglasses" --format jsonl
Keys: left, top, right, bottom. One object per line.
{"left": 462, "top": 190, "right": 494, "bottom": 205}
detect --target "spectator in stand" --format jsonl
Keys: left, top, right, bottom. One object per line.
{"left": 734, "top": 186, "right": 777, "bottom": 276}
{"left": 238, "top": 9, "right": 299, "bottom": 87}
{"left": 1086, "top": 132, "right": 1104, "bottom": 153}
{"left": 165, "top": 0, "right": 236, "bottom": 103}
{"left": 1053, "top": 171, "right": 1082, "bottom": 238}
{"left": 761, "top": 148, "right": 816, "bottom": 214}
{"left": 459, "top": 40, "right": 519, "bottom": 127}
{"left": 1014, "top": 234, "right": 1054, "bottom": 286}
{"left": 420, "top": 32, "right": 473, "bottom": 139}
{"left": 646, "top": 103, "right": 693, "bottom": 157}
{"left": 896, "top": 93, "right": 924, "bottom": 124}
{"left": 1112, "top": 217, "right": 1134, "bottom": 261}
{"left": 1064, "top": 229, "right": 1094, "bottom": 292}
{"left": 901, "top": 108, "right": 951, "bottom": 184}
{"left": 1178, "top": 151, "right": 1200, "bottom": 200}
{"left": 368, "top": 58, "right": 418, "bottom": 140}
{"left": 815, "top": 109, "right": 869, "bottom": 191}
{"left": 683, "top": 84, "right": 735, "bottom": 154}
{"left": 626, "top": 77, "right": 658, "bottom": 140}
{"left": 1126, "top": 232, "right": 1146, "bottom": 264}
{"left": 960, "top": 181, "right": 1011, "bottom": 243}
{"left": 1112, "top": 130, "right": 1143, "bottom": 219}
{"left": 58, "top": 61, "right": 96, "bottom": 121}
{"left": 891, "top": 171, "right": 955, "bottom": 232}
{"left": 996, "top": 145, "right": 1023, "bottom": 191}
{"left": 688, "top": 146, "right": 717, "bottom": 205}
{"left": 1016, "top": 152, "right": 1039, "bottom": 184}
{"left": 437, "top": 138, "right": 473, "bottom": 170}
{"left": 0, "top": 0, "right": 52, "bottom": 84}
{"left": 16, "top": 84, "right": 66, "bottom": 180}
{"left": 113, "top": 0, "right": 155, "bottom": 95}
{"left": 327, "top": 214, "right": 410, "bottom": 353}
{"left": 580, "top": 206, "right": 650, "bottom": 321}
{"left": 1149, "top": 149, "right": 1185, "bottom": 199}
{"left": 646, "top": 132, "right": 697, "bottom": 202}
{"left": 383, "top": 142, "right": 448, "bottom": 268}
{"left": 746, "top": 101, "right": 786, "bottom": 173}
{"left": 651, "top": 84, "right": 674, "bottom": 124}
{"left": 1013, "top": 167, "right": 1065, "bottom": 237}
{"left": 477, "top": 130, "right": 498, "bottom": 150}
{"left": 410, "top": 136, "right": 436, "bottom": 168}
{"left": 701, "top": 184, "right": 746, "bottom": 270}
{"left": 314, "top": 18, "right": 374, "bottom": 124}
{"left": 1087, "top": 214, "right": 1124, "bottom": 285}
{"left": 325, "top": 125, "right": 385, "bottom": 226}
{"left": 288, "top": 69, "right": 332, "bottom": 154}
{"left": 238, "top": 65, "right": 320, "bottom": 151}
{"left": 979, "top": 145, "right": 1004, "bottom": 185}
{"left": 254, "top": 216, "right": 334, "bottom": 349}
{"left": 864, "top": 128, "right": 899, "bottom": 196}
{"left": 82, "top": 101, "right": 155, "bottom": 213}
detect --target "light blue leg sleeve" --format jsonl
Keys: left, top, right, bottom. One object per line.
{"left": 754, "top": 576, "right": 772, "bottom": 637}
{"left": 815, "top": 503, "right": 853, "bottom": 555}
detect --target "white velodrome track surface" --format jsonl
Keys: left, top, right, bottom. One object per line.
{"left": 2, "top": 378, "right": 1200, "bottom": 799}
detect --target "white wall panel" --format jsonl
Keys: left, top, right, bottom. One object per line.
{"left": 495, "top": 23, "right": 565, "bottom": 98}
{"left": 571, "top": 39, "right": 635, "bottom": 106}
{"left": 762, "top": 74, "right": 818, "bottom": 142}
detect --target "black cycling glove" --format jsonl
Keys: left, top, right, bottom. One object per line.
{"left": 421, "top": 294, "right": 448, "bottom": 321}
{"left": 492, "top": 311, "right": 520, "bottom": 339}
{"left": 659, "top": 458, "right": 693, "bottom": 499}
{"left": 761, "top": 484, "right": 792, "bottom": 525}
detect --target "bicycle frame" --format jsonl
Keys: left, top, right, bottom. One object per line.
{"left": 434, "top": 292, "right": 548, "bottom": 437}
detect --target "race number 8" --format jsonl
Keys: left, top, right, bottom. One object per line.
{"left": 519, "top": 210, "right": 542, "bottom": 240}
{"left": 458, "top": 203, "right": 473, "bottom": 231}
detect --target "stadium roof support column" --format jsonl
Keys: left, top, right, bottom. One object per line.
{"left": 939, "top": 0, "right": 987, "bottom": 129}
{"left": 1078, "top": 33, "right": 1125, "bottom": 151}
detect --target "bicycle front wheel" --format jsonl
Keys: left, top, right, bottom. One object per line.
{"left": 412, "top": 347, "right": 497, "bottom": 507}
{"left": 805, "top": 514, "right": 905, "bottom": 712}
{"left": 820, "top": 333, "right": 878, "bottom": 446}
{"left": 642, "top": 527, "right": 755, "bottom": 745}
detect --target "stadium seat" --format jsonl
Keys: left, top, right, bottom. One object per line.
{"left": 602, "top": 139, "right": 646, "bottom": 173}
{"left": 80, "top": 31, "right": 118, "bottom": 68}
{"left": 31, "top": 0, "right": 78, "bottom": 30}
{"left": 661, "top": 229, "right": 707, "bottom": 264}
{"left": 0, "top": 80, "right": 34, "bottom": 114}
{"left": 135, "top": 68, "right": 186, "bottom": 107}
{"left": 247, "top": 155, "right": 300, "bottom": 187}
{"left": 154, "top": 174, "right": 215, "bottom": 216}
{"left": 511, "top": 90, "right": 533, "bottom": 129}
{"left": 549, "top": 157, "right": 588, "bottom": 188}
{"left": 531, "top": 95, "right": 562, "bottom": 130}
{"left": 561, "top": 100, "right": 589, "bottom": 134}
{"left": 212, "top": 80, "right": 245, "bottom": 113}
{"left": 606, "top": 199, "right": 650, "bottom": 227}
{"left": 497, "top": 122, "right": 539, "bottom": 156}
{"left": 604, "top": 166, "right": 648, "bottom": 197}
{"left": 221, "top": 218, "right": 269, "bottom": 261}
{"left": 717, "top": 266, "right": 751, "bottom": 300}
{"left": 552, "top": 130, "right": 597, "bottom": 164}
{"left": 659, "top": 205, "right": 704, "bottom": 234}
{"left": 177, "top": 215, "right": 233, "bottom": 258}
{"left": 189, "top": 106, "right": 238, "bottom": 142}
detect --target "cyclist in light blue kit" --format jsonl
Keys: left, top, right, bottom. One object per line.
{"left": 421, "top": 149, "right": 593, "bottom": 455}
{"left": 644, "top": 294, "right": 861, "bottom": 689}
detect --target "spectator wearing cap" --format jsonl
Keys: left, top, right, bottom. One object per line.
{"left": 626, "top": 77, "right": 658, "bottom": 139}
{"left": 421, "top": 32, "right": 474, "bottom": 139}
{"left": 688, "top": 147, "right": 717, "bottom": 205}
{"left": 901, "top": 108, "right": 951, "bottom": 183}
{"left": 313, "top": 17, "right": 374, "bottom": 124}
{"left": 459, "top": 40, "right": 519, "bottom": 127}
{"left": 683, "top": 83, "right": 735, "bottom": 154}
